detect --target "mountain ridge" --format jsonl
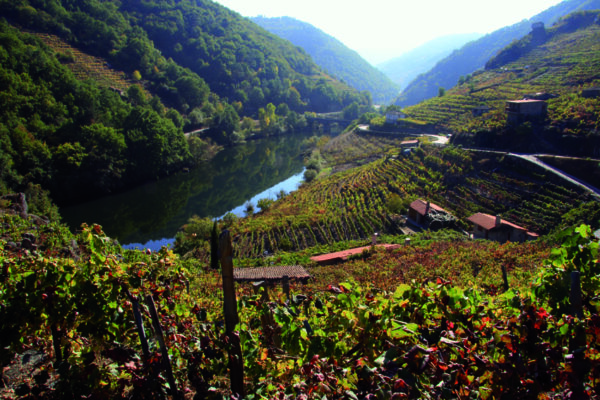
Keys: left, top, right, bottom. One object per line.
{"left": 252, "top": 16, "right": 400, "bottom": 104}
{"left": 377, "top": 33, "right": 482, "bottom": 91}
{"left": 394, "top": 0, "right": 600, "bottom": 107}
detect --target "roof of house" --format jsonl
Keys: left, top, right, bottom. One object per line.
{"left": 507, "top": 99, "right": 546, "bottom": 104}
{"left": 233, "top": 265, "right": 310, "bottom": 282}
{"left": 467, "top": 212, "right": 527, "bottom": 231}
{"left": 409, "top": 199, "right": 447, "bottom": 216}
{"left": 310, "top": 244, "right": 401, "bottom": 265}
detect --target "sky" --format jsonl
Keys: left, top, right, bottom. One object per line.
{"left": 211, "top": 0, "right": 565, "bottom": 65}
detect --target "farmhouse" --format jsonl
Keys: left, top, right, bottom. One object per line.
{"left": 582, "top": 87, "right": 600, "bottom": 98}
{"left": 506, "top": 99, "right": 547, "bottom": 124}
{"left": 407, "top": 199, "right": 455, "bottom": 229}
{"left": 385, "top": 111, "right": 406, "bottom": 124}
{"left": 400, "top": 139, "right": 419, "bottom": 149}
{"left": 472, "top": 106, "right": 490, "bottom": 117}
{"left": 467, "top": 213, "right": 538, "bottom": 243}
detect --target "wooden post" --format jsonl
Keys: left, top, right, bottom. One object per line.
{"left": 145, "top": 295, "right": 180, "bottom": 400}
{"left": 282, "top": 275, "right": 290, "bottom": 302}
{"left": 122, "top": 284, "right": 149, "bottom": 358}
{"left": 501, "top": 265, "right": 509, "bottom": 292}
{"left": 570, "top": 271, "right": 583, "bottom": 318}
{"left": 51, "top": 324, "right": 62, "bottom": 364}
{"left": 219, "top": 230, "right": 244, "bottom": 398}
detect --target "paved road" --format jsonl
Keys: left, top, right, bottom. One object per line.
{"left": 356, "top": 125, "right": 449, "bottom": 145}
{"left": 510, "top": 153, "right": 600, "bottom": 198}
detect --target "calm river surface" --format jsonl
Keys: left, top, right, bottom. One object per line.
{"left": 61, "top": 133, "right": 316, "bottom": 250}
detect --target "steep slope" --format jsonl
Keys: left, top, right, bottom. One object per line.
{"left": 394, "top": 0, "right": 600, "bottom": 107}
{"left": 252, "top": 16, "right": 400, "bottom": 104}
{"left": 2, "top": 0, "right": 369, "bottom": 117}
{"left": 400, "top": 11, "right": 600, "bottom": 154}
{"left": 378, "top": 33, "right": 482, "bottom": 91}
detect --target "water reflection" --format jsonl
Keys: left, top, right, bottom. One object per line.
{"left": 61, "top": 134, "right": 313, "bottom": 249}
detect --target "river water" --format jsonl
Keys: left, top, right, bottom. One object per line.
{"left": 60, "top": 133, "right": 316, "bottom": 250}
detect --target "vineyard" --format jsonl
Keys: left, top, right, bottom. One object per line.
{"left": 205, "top": 143, "right": 597, "bottom": 259}
{"left": 2, "top": 206, "right": 600, "bottom": 398}
{"left": 401, "top": 14, "right": 600, "bottom": 135}
{"left": 33, "top": 32, "right": 139, "bottom": 94}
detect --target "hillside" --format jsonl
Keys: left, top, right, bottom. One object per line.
{"left": 4, "top": 199, "right": 600, "bottom": 398}
{"left": 397, "top": 10, "right": 600, "bottom": 155}
{"left": 0, "top": 0, "right": 373, "bottom": 213}
{"left": 172, "top": 139, "right": 598, "bottom": 259}
{"left": 2, "top": 0, "right": 369, "bottom": 117}
{"left": 378, "top": 33, "right": 482, "bottom": 91}
{"left": 394, "top": 0, "right": 600, "bottom": 107}
{"left": 252, "top": 16, "right": 400, "bottom": 104}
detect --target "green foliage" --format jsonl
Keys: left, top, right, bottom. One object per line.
{"left": 402, "top": 11, "right": 600, "bottom": 150}
{"left": 3, "top": 213, "right": 600, "bottom": 398}
{"left": 533, "top": 224, "right": 600, "bottom": 315}
{"left": 257, "top": 198, "right": 274, "bottom": 212}
{"left": 395, "top": 1, "right": 600, "bottom": 107}
{"left": 303, "top": 168, "right": 317, "bottom": 183}
{"left": 252, "top": 16, "right": 397, "bottom": 104}
{"left": 386, "top": 193, "right": 409, "bottom": 214}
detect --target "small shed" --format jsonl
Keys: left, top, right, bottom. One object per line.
{"left": 582, "top": 87, "right": 600, "bottom": 98}
{"left": 467, "top": 213, "right": 537, "bottom": 243}
{"left": 400, "top": 139, "right": 419, "bottom": 149}
{"left": 472, "top": 106, "right": 491, "bottom": 117}
{"left": 386, "top": 111, "right": 406, "bottom": 124}
{"left": 233, "top": 265, "right": 311, "bottom": 284}
{"left": 407, "top": 199, "right": 455, "bottom": 229}
{"left": 506, "top": 99, "right": 547, "bottom": 124}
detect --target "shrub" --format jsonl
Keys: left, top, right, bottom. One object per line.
{"left": 303, "top": 169, "right": 317, "bottom": 182}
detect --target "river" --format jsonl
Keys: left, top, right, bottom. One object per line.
{"left": 60, "top": 133, "right": 317, "bottom": 250}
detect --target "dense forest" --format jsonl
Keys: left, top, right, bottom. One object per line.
{"left": 0, "top": 0, "right": 371, "bottom": 212}
{"left": 252, "top": 16, "right": 400, "bottom": 105}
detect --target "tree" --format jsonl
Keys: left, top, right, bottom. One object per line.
{"left": 209, "top": 104, "right": 240, "bottom": 146}
{"left": 257, "top": 198, "right": 274, "bottom": 212}
{"left": 438, "top": 87, "right": 446, "bottom": 97}
{"left": 343, "top": 102, "right": 360, "bottom": 120}
{"left": 303, "top": 168, "right": 317, "bottom": 182}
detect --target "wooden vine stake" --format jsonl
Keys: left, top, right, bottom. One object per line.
{"left": 501, "top": 265, "right": 509, "bottom": 292}
{"left": 570, "top": 271, "right": 583, "bottom": 318}
{"left": 219, "top": 230, "right": 245, "bottom": 398}
{"left": 122, "top": 284, "right": 149, "bottom": 358}
{"left": 145, "top": 295, "right": 181, "bottom": 400}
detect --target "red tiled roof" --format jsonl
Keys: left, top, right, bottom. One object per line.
{"left": 409, "top": 199, "right": 447, "bottom": 216}
{"left": 233, "top": 265, "right": 310, "bottom": 282}
{"left": 310, "top": 244, "right": 401, "bottom": 265}
{"left": 467, "top": 212, "right": 527, "bottom": 232}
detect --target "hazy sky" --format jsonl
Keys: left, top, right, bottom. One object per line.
{"left": 211, "top": 0, "right": 564, "bottom": 65}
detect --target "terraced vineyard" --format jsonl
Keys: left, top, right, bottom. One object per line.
{"left": 221, "top": 145, "right": 595, "bottom": 258}
{"left": 33, "top": 32, "right": 138, "bottom": 93}
{"left": 402, "top": 12, "right": 600, "bottom": 134}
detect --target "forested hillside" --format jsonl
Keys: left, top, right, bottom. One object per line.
{"left": 378, "top": 33, "right": 481, "bottom": 91}
{"left": 252, "top": 16, "right": 399, "bottom": 104}
{"left": 394, "top": 0, "right": 600, "bottom": 107}
{"left": 0, "top": 0, "right": 371, "bottom": 213}
{"left": 2, "top": 0, "right": 369, "bottom": 116}
{"left": 398, "top": 11, "right": 600, "bottom": 155}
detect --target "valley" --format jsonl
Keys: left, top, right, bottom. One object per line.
{"left": 1, "top": 1, "right": 600, "bottom": 399}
